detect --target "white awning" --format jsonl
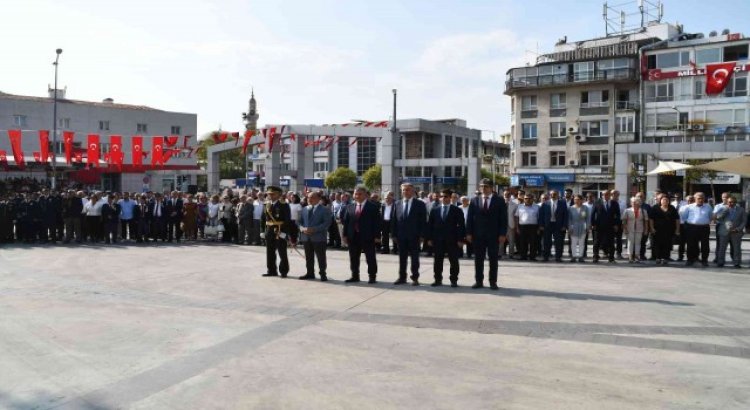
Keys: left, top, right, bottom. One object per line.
{"left": 646, "top": 161, "right": 692, "bottom": 175}
{"left": 696, "top": 156, "right": 750, "bottom": 177}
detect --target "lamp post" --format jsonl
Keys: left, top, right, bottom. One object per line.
{"left": 671, "top": 106, "right": 688, "bottom": 195}
{"left": 481, "top": 129, "right": 496, "bottom": 190}
{"left": 51, "top": 48, "right": 63, "bottom": 191}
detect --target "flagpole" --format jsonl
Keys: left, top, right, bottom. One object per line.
{"left": 51, "top": 48, "right": 63, "bottom": 190}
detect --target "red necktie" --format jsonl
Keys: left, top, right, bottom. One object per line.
{"left": 483, "top": 197, "right": 489, "bottom": 211}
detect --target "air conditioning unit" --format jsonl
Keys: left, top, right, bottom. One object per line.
{"left": 568, "top": 127, "right": 578, "bottom": 134}
{"left": 575, "top": 135, "right": 587, "bottom": 143}
{"left": 569, "top": 160, "right": 578, "bottom": 167}
{"left": 314, "top": 171, "right": 328, "bottom": 179}
{"left": 691, "top": 124, "right": 705, "bottom": 131}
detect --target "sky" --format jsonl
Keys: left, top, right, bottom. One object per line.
{"left": 2, "top": 0, "right": 749, "bottom": 139}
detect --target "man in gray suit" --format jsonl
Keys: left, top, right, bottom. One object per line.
{"left": 714, "top": 196, "right": 746, "bottom": 268}
{"left": 298, "top": 191, "right": 333, "bottom": 281}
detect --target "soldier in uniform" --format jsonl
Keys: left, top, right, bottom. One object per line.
{"left": 260, "top": 186, "right": 292, "bottom": 278}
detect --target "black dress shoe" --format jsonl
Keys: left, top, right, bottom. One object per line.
{"left": 450, "top": 282, "right": 458, "bottom": 288}
{"left": 320, "top": 275, "right": 328, "bottom": 282}
{"left": 686, "top": 261, "right": 694, "bottom": 266}
{"left": 299, "top": 274, "right": 315, "bottom": 280}
{"left": 368, "top": 278, "right": 377, "bottom": 284}
{"left": 555, "top": 258, "right": 562, "bottom": 262}
{"left": 471, "top": 283, "right": 484, "bottom": 289}
{"left": 430, "top": 282, "right": 442, "bottom": 287}
{"left": 411, "top": 280, "right": 420, "bottom": 286}
{"left": 701, "top": 261, "right": 709, "bottom": 267}
{"left": 345, "top": 277, "right": 361, "bottom": 283}
{"left": 262, "top": 273, "right": 279, "bottom": 277}
{"left": 280, "top": 274, "right": 288, "bottom": 278}
{"left": 490, "top": 284, "right": 500, "bottom": 290}
{"left": 393, "top": 279, "right": 407, "bottom": 285}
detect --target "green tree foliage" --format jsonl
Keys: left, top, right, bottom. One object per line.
{"left": 325, "top": 167, "right": 358, "bottom": 191}
{"left": 196, "top": 132, "right": 246, "bottom": 179}
{"left": 685, "top": 159, "right": 718, "bottom": 197}
{"left": 362, "top": 164, "right": 382, "bottom": 191}
{"left": 481, "top": 168, "right": 510, "bottom": 187}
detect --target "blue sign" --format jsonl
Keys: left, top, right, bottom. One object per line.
{"left": 247, "top": 171, "right": 257, "bottom": 178}
{"left": 402, "top": 177, "right": 432, "bottom": 184}
{"left": 304, "top": 178, "right": 325, "bottom": 188}
{"left": 280, "top": 179, "right": 290, "bottom": 187}
{"left": 546, "top": 173, "right": 575, "bottom": 183}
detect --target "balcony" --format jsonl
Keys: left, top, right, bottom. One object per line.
{"left": 615, "top": 100, "right": 639, "bottom": 110}
{"left": 505, "top": 68, "right": 638, "bottom": 94}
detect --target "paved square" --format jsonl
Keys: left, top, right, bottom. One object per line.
{"left": 1, "top": 244, "right": 749, "bottom": 409}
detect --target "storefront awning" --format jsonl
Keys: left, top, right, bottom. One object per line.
{"left": 646, "top": 161, "right": 693, "bottom": 175}
{"left": 696, "top": 156, "right": 750, "bottom": 177}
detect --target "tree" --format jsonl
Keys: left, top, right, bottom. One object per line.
{"left": 325, "top": 167, "right": 357, "bottom": 191}
{"left": 685, "top": 159, "right": 718, "bottom": 197}
{"left": 481, "top": 168, "right": 510, "bottom": 188}
{"left": 196, "top": 132, "right": 246, "bottom": 179}
{"left": 362, "top": 164, "right": 382, "bottom": 191}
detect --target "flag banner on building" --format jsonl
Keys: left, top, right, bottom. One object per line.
{"left": 324, "top": 136, "right": 338, "bottom": 150}
{"left": 349, "top": 137, "right": 358, "bottom": 147}
{"left": 109, "top": 135, "right": 124, "bottom": 168}
{"left": 73, "top": 149, "right": 84, "bottom": 163}
{"left": 231, "top": 132, "right": 240, "bottom": 146}
{"left": 132, "top": 136, "right": 143, "bottom": 168}
{"left": 87, "top": 134, "right": 100, "bottom": 167}
{"left": 267, "top": 127, "right": 277, "bottom": 151}
{"left": 242, "top": 130, "right": 254, "bottom": 154}
{"left": 212, "top": 132, "right": 229, "bottom": 144}
{"left": 63, "top": 131, "right": 75, "bottom": 164}
{"left": 151, "top": 136, "right": 164, "bottom": 166}
{"left": 7, "top": 130, "right": 25, "bottom": 170}
{"left": 38, "top": 130, "right": 50, "bottom": 163}
{"left": 705, "top": 62, "right": 737, "bottom": 95}
{"left": 165, "top": 135, "right": 179, "bottom": 147}
{"left": 33, "top": 152, "right": 42, "bottom": 162}
{"left": 0, "top": 150, "right": 8, "bottom": 171}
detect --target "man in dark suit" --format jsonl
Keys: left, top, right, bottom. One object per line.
{"left": 392, "top": 183, "right": 427, "bottom": 285}
{"left": 539, "top": 190, "right": 569, "bottom": 262}
{"left": 149, "top": 192, "right": 168, "bottom": 242}
{"left": 426, "top": 189, "right": 466, "bottom": 287}
{"left": 590, "top": 190, "right": 621, "bottom": 263}
{"left": 380, "top": 191, "right": 397, "bottom": 254}
{"left": 298, "top": 191, "right": 332, "bottom": 281}
{"left": 261, "top": 186, "right": 293, "bottom": 277}
{"left": 342, "top": 186, "right": 381, "bottom": 284}
{"left": 135, "top": 195, "right": 151, "bottom": 243}
{"left": 101, "top": 194, "right": 121, "bottom": 244}
{"left": 466, "top": 178, "right": 508, "bottom": 290}
{"left": 165, "top": 190, "right": 184, "bottom": 242}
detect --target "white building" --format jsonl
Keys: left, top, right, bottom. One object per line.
{"left": 0, "top": 88, "right": 198, "bottom": 192}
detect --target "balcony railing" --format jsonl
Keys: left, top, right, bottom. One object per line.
{"left": 615, "top": 100, "right": 639, "bottom": 110}
{"left": 505, "top": 68, "right": 637, "bottom": 92}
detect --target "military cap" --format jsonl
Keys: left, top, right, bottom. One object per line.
{"left": 265, "top": 185, "right": 283, "bottom": 194}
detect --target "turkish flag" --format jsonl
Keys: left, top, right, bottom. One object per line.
{"left": 212, "top": 132, "right": 228, "bottom": 143}
{"left": 87, "top": 134, "right": 100, "bottom": 167}
{"left": 109, "top": 135, "right": 123, "bottom": 168}
{"left": 73, "top": 151, "right": 84, "bottom": 163}
{"left": 39, "top": 130, "right": 50, "bottom": 163}
{"left": 231, "top": 132, "right": 240, "bottom": 146}
{"left": 132, "top": 136, "right": 143, "bottom": 167}
{"left": 0, "top": 150, "right": 8, "bottom": 171}
{"left": 151, "top": 136, "right": 164, "bottom": 166}
{"left": 267, "top": 127, "right": 277, "bottom": 151}
{"left": 706, "top": 62, "right": 736, "bottom": 95}
{"left": 63, "top": 131, "right": 75, "bottom": 164}
{"left": 242, "top": 130, "right": 254, "bottom": 154}
{"left": 7, "top": 130, "right": 25, "bottom": 170}
{"left": 165, "top": 135, "right": 179, "bottom": 147}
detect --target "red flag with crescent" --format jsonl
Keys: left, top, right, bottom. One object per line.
{"left": 38, "top": 130, "right": 50, "bottom": 163}
{"left": 242, "top": 130, "right": 254, "bottom": 154}
{"left": 165, "top": 135, "right": 179, "bottom": 147}
{"left": 109, "top": 135, "right": 123, "bottom": 168}
{"left": 706, "top": 62, "right": 736, "bottom": 95}
{"left": 132, "top": 136, "right": 143, "bottom": 167}
{"left": 152, "top": 136, "right": 165, "bottom": 166}
{"left": 63, "top": 131, "right": 74, "bottom": 164}
{"left": 7, "top": 130, "right": 25, "bottom": 170}
{"left": 87, "top": 134, "right": 100, "bottom": 167}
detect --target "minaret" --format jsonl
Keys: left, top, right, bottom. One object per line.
{"left": 243, "top": 88, "right": 259, "bottom": 131}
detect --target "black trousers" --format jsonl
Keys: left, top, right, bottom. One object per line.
{"left": 616, "top": 223, "right": 623, "bottom": 255}
{"left": 518, "top": 225, "right": 538, "bottom": 259}
{"left": 653, "top": 228, "right": 673, "bottom": 260}
{"left": 266, "top": 231, "right": 289, "bottom": 275}
{"left": 104, "top": 222, "right": 119, "bottom": 243}
{"left": 434, "top": 240, "right": 460, "bottom": 283}
{"left": 151, "top": 219, "right": 166, "bottom": 241}
{"left": 473, "top": 236, "right": 499, "bottom": 285}
{"left": 593, "top": 228, "right": 615, "bottom": 260}
{"left": 303, "top": 240, "right": 327, "bottom": 276}
{"left": 686, "top": 224, "right": 710, "bottom": 263}
{"left": 543, "top": 225, "right": 565, "bottom": 259}
{"left": 677, "top": 223, "right": 686, "bottom": 258}
{"left": 380, "top": 220, "right": 393, "bottom": 252}
{"left": 121, "top": 219, "right": 136, "bottom": 240}
{"left": 85, "top": 216, "right": 102, "bottom": 242}
{"left": 348, "top": 232, "right": 377, "bottom": 278}
{"left": 398, "top": 236, "right": 421, "bottom": 280}
{"left": 167, "top": 219, "right": 182, "bottom": 242}
{"left": 327, "top": 219, "right": 341, "bottom": 247}
{"left": 640, "top": 232, "right": 650, "bottom": 259}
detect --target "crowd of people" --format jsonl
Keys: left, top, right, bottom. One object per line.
{"left": 1, "top": 178, "right": 746, "bottom": 288}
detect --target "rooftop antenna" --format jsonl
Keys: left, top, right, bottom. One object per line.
{"left": 603, "top": 0, "right": 663, "bottom": 37}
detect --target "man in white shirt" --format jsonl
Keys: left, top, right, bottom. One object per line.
{"left": 252, "top": 192, "right": 265, "bottom": 245}
{"left": 380, "top": 191, "right": 396, "bottom": 254}
{"left": 459, "top": 196, "right": 472, "bottom": 258}
{"left": 515, "top": 193, "right": 541, "bottom": 260}
{"left": 502, "top": 190, "right": 518, "bottom": 259}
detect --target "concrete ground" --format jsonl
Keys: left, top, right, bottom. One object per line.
{"left": 1, "top": 243, "right": 749, "bottom": 410}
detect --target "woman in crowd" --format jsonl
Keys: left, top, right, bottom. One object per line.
{"left": 622, "top": 196, "right": 650, "bottom": 263}
{"left": 219, "top": 196, "right": 234, "bottom": 243}
{"left": 182, "top": 194, "right": 198, "bottom": 241}
{"left": 288, "top": 193, "right": 302, "bottom": 243}
{"left": 649, "top": 195, "right": 680, "bottom": 265}
{"left": 567, "top": 194, "right": 590, "bottom": 263}
{"left": 196, "top": 194, "right": 208, "bottom": 239}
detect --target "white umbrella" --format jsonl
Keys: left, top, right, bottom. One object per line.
{"left": 695, "top": 156, "right": 750, "bottom": 177}
{"left": 646, "top": 160, "right": 693, "bottom": 175}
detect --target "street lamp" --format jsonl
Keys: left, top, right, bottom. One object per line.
{"left": 481, "top": 129, "right": 497, "bottom": 189}
{"left": 671, "top": 106, "right": 688, "bottom": 195}
{"left": 51, "top": 48, "right": 63, "bottom": 191}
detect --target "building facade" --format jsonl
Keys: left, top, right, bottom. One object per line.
{"left": 0, "top": 88, "right": 198, "bottom": 192}
{"left": 615, "top": 31, "right": 750, "bottom": 199}
{"left": 506, "top": 23, "right": 679, "bottom": 197}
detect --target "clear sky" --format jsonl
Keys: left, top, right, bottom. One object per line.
{"left": 2, "top": 0, "right": 749, "bottom": 138}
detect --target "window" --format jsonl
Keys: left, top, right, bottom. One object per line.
{"left": 356, "top": 138, "right": 376, "bottom": 174}
{"left": 574, "top": 61, "right": 595, "bottom": 82}
{"left": 510, "top": 67, "right": 538, "bottom": 86}
{"left": 580, "top": 120, "right": 609, "bottom": 137}
{"left": 444, "top": 135, "right": 453, "bottom": 158}
{"left": 706, "top": 109, "right": 734, "bottom": 127}
{"left": 455, "top": 137, "right": 463, "bottom": 157}
{"left": 424, "top": 134, "right": 436, "bottom": 159}
{"left": 616, "top": 115, "right": 635, "bottom": 133}
{"left": 99, "top": 143, "right": 111, "bottom": 156}
{"left": 580, "top": 150, "right": 609, "bottom": 166}
{"left": 521, "top": 152, "right": 537, "bottom": 166}
{"left": 550, "top": 122, "right": 566, "bottom": 138}
{"left": 472, "top": 140, "right": 478, "bottom": 157}
{"left": 521, "top": 96, "right": 537, "bottom": 111}
{"left": 550, "top": 93, "right": 566, "bottom": 109}
{"left": 314, "top": 162, "right": 329, "bottom": 172}
{"left": 99, "top": 120, "right": 110, "bottom": 131}
{"left": 13, "top": 115, "right": 27, "bottom": 127}
{"left": 58, "top": 118, "right": 71, "bottom": 129}
{"left": 695, "top": 47, "right": 721, "bottom": 65}
{"left": 724, "top": 44, "right": 749, "bottom": 62}
{"left": 580, "top": 90, "right": 609, "bottom": 107}
{"left": 522, "top": 123, "right": 538, "bottom": 139}
{"left": 655, "top": 51, "right": 690, "bottom": 68}
{"left": 538, "top": 64, "right": 568, "bottom": 85}
{"left": 645, "top": 79, "right": 675, "bottom": 102}
{"left": 550, "top": 151, "right": 566, "bottom": 167}
{"left": 337, "top": 137, "right": 349, "bottom": 168}
{"left": 725, "top": 72, "right": 748, "bottom": 97}
{"left": 137, "top": 123, "right": 148, "bottom": 133}
{"left": 170, "top": 126, "right": 181, "bottom": 135}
